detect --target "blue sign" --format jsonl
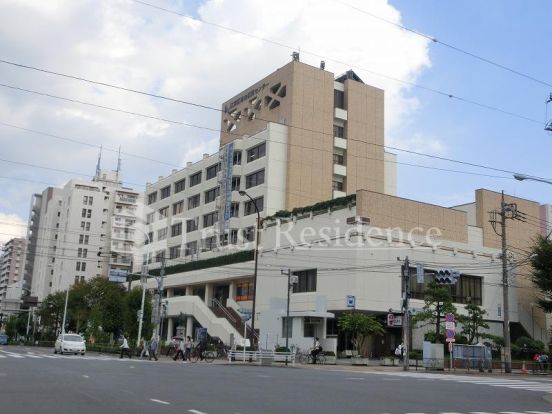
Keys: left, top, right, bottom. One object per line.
{"left": 222, "top": 143, "right": 234, "bottom": 231}
{"left": 346, "top": 295, "right": 356, "bottom": 308}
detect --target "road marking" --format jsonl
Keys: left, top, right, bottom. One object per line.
{"left": 0, "top": 354, "right": 6, "bottom": 358}
{"left": 82, "top": 375, "right": 89, "bottom": 378}
{"left": 344, "top": 377, "right": 365, "bottom": 380}
{"left": 188, "top": 410, "right": 208, "bottom": 414}
{"left": 149, "top": 399, "right": 170, "bottom": 405}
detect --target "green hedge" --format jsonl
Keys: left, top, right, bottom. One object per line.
{"left": 265, "top": 194, "right": 356, "bottom": 221}
{"left": 151, "top": 250, "right": 254, "bottom": 276}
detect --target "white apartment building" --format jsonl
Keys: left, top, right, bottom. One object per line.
{"left": 27, "top": 169, "right": 141, "bottom": 302}
{"left": 143, "top": 123, "right": 288, "bottom": 267}
{"left": 0, "top": 237, "right": 26, "bottom": 315}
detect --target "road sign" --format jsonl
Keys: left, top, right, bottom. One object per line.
{"left": 445, "top": 313, "right": 455, "bottom": 322}
{"left": 387, "top": 313, "right": 394, "bottom": 326}
{"left": 445, "top": 321, "right": 455, "bottom": 330}
{"left": 448, "top": 342, "right": 453, "bottom": 352}
{"left": 387, "top": 314, "right": 402, "bottom": 327}
{"left": 446, "top": 329, "right": 456, "bottom": 342}
{"left": 346, "top": 295, "right": 356, "bottom": 308}
{"left": 416, "top": 263, "right": 425, "bottom": 284}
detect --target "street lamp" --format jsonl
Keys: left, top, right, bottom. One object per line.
{"left": 513, "top": 173, "right": 552, "bottom": 185}
{"left": 238, "top": 190, "right": 261, "bottom": 348}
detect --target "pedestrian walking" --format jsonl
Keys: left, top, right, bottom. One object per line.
{"left": 119, "top": 334, "right": 132, "bottom": 359}
{"left": 184, "top": 336, "right": 192, "bottom": 361}
{"left": 173, "top": 337, "right": 185, "bottom": 361}
{"left": 139, "top": 339, "right": 149, "bottom": 360}
{"left": 149, "top": 335, "right": 159, "bottom": 361}
{"left": 395, "top": 343, "right": 405, "bottom": 362}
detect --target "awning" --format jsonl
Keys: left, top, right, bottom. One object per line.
{"left": 288, "top": 311, "right": 335, "bottom": 319}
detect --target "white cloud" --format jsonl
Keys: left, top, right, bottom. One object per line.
{"left": 0, "top": 0, "right": 432, "bottom": 220}
{"left": 0, "top": 213, "right": 26, "bottom": 245}
{"left": 388, "top": 132, "right": 448, "bottom": 156}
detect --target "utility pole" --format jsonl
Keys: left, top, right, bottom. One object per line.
{"left": 156, "top": 256, "right": 166, "bottom": 339}
{"left": 402, "top": 256, "right": 410, "bottom": 371}
{"left": 61, "top": 287, "right": 69, "bottom": 335}
{"left": 281, "top": 268, "right": 298, "bottom": 366}
{"left": 490, "top": 191, "right": 518, "bottom": 374}
{"left": 136, "top": 266, "right": 148, "bottom": 347}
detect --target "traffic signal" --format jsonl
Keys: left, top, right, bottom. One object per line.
{"left": 433, "top": 269, "right": 460, "bottom": 284}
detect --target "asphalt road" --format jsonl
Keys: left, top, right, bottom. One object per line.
{"left": 2, "top": 346, "right": 552, "bottom": 414}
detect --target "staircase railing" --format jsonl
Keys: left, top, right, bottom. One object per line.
{"left": 210, "top": 298, "right": 237, "bottom": 323}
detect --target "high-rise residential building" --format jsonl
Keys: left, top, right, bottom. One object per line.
{"left": 0, "top": 237, "right": 26, "bottom": 315}
{"left": 26, "top": 169, "right": 142, "bottom": 302}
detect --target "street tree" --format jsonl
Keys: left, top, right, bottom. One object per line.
{"left": 457, "top": 304, "right": 489, "bottom": 344}
{"left": 338, "top": 312, "right": 385, "bottom": 356}
{"left": 412, "top": 279, "right": 456, "bottom": 343}
{"left": 36, "top": 291, "right": 66, "bottom": 339}
{"left": 530, "top": 235, "right": 552, "bottom": 311}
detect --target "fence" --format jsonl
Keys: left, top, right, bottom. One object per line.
{"left": 227, "top": 350, "right": 296, "bottom": 365}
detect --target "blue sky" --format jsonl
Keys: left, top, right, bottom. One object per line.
{"left": 0, "top": 0, "right": 550, "bottom": 241}
{"left": 388, "top": 0, "right": 552, "bottom": 205}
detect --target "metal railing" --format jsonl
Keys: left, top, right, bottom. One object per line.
{"left": 227, "top": 350, "right": 295, "bottom": 365}
{"left": 210, "top": 298, "right": 236, "bottom": 323}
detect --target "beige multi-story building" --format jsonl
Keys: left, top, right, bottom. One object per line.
{"left": 0, "top": 238, "right": 26, "bottom": 315}
{"left": 221, "top": 58, "right": 396, "bottom": 209}
{"left": 26, "top": 169, "right": 142, "bottom": 302}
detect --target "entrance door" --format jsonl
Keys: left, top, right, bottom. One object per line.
{"left": 213, "top": 285, "right": 230, "bottom": 306}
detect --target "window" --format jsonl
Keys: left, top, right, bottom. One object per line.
{"left": 80, "top": 221, "right": 85, "bottom": 230}
{"left": 174, "top": 178, "right": 186, "bottom": 193}
{"left": 147, "top": 192, "right": 157, "bottom": 205}
{"left": 159, "top": 206, "right": 169, "bottom": 219}
{"left": 203, "top": 212, "right": 218, "bottom": 227}
{"left": 236, "top": 281, "right": 254, "bottom": 301}
{"left": 88, "top": 196, "right": 93, "bottom": 206}
{"left": 78, "top": 248, "right": 83, "bottom": 258}
{"left": 171, "top": 223, "right": 182, "bottom": 237}
{"left": 202, "top": 236, "right": 217, "bottom": 251}
{"left": 173, "top": 201, "right": 184, "bottom": 215}
{"left": 190, "top": 172, "right": 202, "bottom": 187}
{"left": 146, "top": 212, "right": 155, "bottom": 224}
{"left": 243, "top": 226, "right": 255, "bottom": 242}
{"left": 145, "top": 231, "right": 153, "bottom": 244}
{"left": 231, "top": 176, "right": 241, "bottom": 191}
{"left": 85, "top": 222, "right": 91, "bottom": 231}
{"left": 188, "top": 194, "right": 200, "bottom": 209}
{"left": 160, "top": 186, "right": 171, "bottom": 199}
{"left": 333, "top": 125, "right": 344, "bottom": 138}
{"left": 83, "top": 196, "right": 88, "bottom": 204}
{"left": 185, "top": 241, "right": 198, "bottom": 256}
{"left": 332, "top": 180, "right": 344, "bottom": 191}
{"left": 157, "top": 227, "right": 168, "bottom": 241}
{"left": 230, "top": 229, "right": 239, "bottom": 244}
{"left": 79, "top": 234, "right": 84, "bottom": 244}
{"left": 230, "top": 202, "right": 239, "bottom": 218}
{"left": 84, "top": 235, "right": 89, "bottom": 245}
{"left": 245, "top": 169, "right": 265, "bottom": 189}
{"left": 292, "top": 269, "right": 317, "bottom": 293}
{"left": 282, "top": 317, "right": 292, "bottom": 338}
{"left": 303, "top": 318, "right": 318, "bottom": 337}
{"left": 204, "top": 187, "right": 220, "bottom": 204}
{"left": 82, "top": 249, "right": 88, "bottom": 258}
{"left": 326, "top": 318, "right": 338, "bottom": 336}
{"left": 186, "top": 218, "right": 199, "bottom": 233}
{"left": 233, "top": 151, "right": 242, "bottom": 165}
{"left": 82, "top": 208, "right": 87, "bottom": 218}
{"left": 334, "top": 90, "right": 345, "bottom": 109}
{"left": 244, "top": 197, "right": 264, "bottom": 215}
{"left": 169, "top": 245, "right": 181, "bottom": 259}
{"left": 206, "top": 163, "right": 221, "bottom": 180}
{"left": 333, "top": 153, "right": 345, "bottom": 166}
{"left": 155, "top": 250, "right": 165, "bottom": 263}
{"left": 81, "top": 262, "right": 86, "bottom": 271}
{"left": 247, "top": 142, "right": 266, "bottom": 162}
{"left": 87, "top": 209, "right": 92, "bottom": 218}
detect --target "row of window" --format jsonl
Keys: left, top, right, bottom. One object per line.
{"left": 81, "top": 208, "right": 92, "bottom": 218}
{"left": 80, "top": 221, "right": 91, "bottom": 231}
{"left": 147, "top": 143, "right": 266, "bottom": 205}
{"left": 78, "top": 235, "right": 90, "bottom": 245}
{"left": 83, "top": 196, "right": 94, "bottom": 206}
{"left": 76, "top": 261, "right": 87, "bottom": 271}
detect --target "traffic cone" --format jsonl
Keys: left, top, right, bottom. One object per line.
{"left": 521, "top": 361, "right": 528, "bottom": 374}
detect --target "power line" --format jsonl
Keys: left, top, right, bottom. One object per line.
{"left": 1, "top": 84, "right": 541, "bottom": 183}
{"left": 122, "top": 1, "right": 544, "bottom": 124}
{"left": 333, "top": 0, "right": 552, "bottom": 89}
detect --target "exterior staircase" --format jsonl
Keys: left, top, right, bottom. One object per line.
{"left": 209, "top": 298, "right": 258, "bottom": 344}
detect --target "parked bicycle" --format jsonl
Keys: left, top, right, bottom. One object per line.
{"left": 189, "top": 347, "right": 216, "bottom": 363}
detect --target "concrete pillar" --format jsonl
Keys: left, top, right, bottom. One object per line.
{"left": 204, "top": 283, "right": 213, "bottom": 306}
{"left": 186, "top": 316, "right": 194, "bottom": 340}
{"left": 229, "top": 281, "right": 236, "bottom": 300}
{"left": 166, "top": 288, "right": 173, "bottom": 298}
{"left": 167, "top": 317, "right": 174, "bottom": 341}
{"left": 185, "top": 286, "right": 192, "bottom": 296}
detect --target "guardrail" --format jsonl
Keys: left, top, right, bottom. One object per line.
{"left": 227, "top": 350, "right": 295, "bottom": 365}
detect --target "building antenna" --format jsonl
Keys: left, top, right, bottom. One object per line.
{"left": 96, "top": 145, "right": 102, "bottom": 177}
{"left": 116, "top": 146, "right": 122, "bottom": 183}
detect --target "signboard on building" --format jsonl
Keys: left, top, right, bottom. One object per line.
{"left": 416, "top": 263, "right": 425, "bottom": 284}
{"left": 108, "top": 269, "right": 128, "bottom": 283}
{"left": 218, "top": 142, "right": 234, "bottom": 237}
{"left": 346, "top": 295, "right": 356, "bottom": 308}
{"left": 387, "top": 313, "right": 403, "bottom": 327}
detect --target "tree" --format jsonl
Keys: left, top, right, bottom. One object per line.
{"left": 36, "top": 291, "right": 66, "bottom": 338}
{"left": 457, "top": 304, "right": 489, "bottom": 344}
{"left": 338, "top": 312, "right": 385, "bottom": 356}
{"left": 5, "top": 313, "right": 27, "bottom": 341}
{"left": 530, "top": 235, "right": 552, "bottom": 311}
{"left": 412, "top": 280, "right": 456, "bottom": 343}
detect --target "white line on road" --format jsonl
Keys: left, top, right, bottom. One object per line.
{"left": 82, "top": 375, "right": 89, "bottom": 378}
{"left": 149, "top": 399, "right": 170, "bottom": 405}
{"left": 344, "top": 377, "right": 365, "bottom": 380}
{"left": 188, "top": 410, "right": 208, "bottom": 414}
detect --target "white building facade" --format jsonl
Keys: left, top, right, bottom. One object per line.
{"left": 0, "top": 238, "right": 26, "bottom": 315}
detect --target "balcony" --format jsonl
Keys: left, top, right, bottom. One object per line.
{"left": 115, "top": 193, "right": 138, "bottom": 205}
{"left": 334, "top": 107, "right": 347, "bottom": 121}
{"left": 334, "top": 137, "right": 347, "bottom": 150}
{"left": 333, "top": 190, "right": 346, "bottom": 199}
{"left": 333, "top": 164, "right": 347, "bottom": 176}
{"left": 112, "top": 231, "right": 136, "bottom": 241}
